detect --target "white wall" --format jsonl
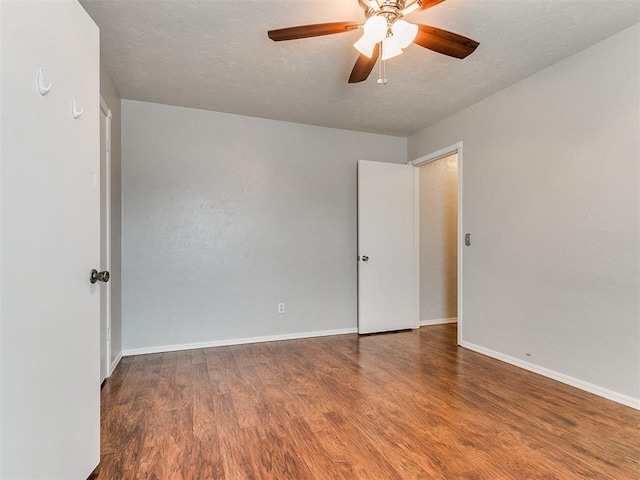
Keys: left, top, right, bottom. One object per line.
{"left": 100, "top": 63, "right": 122, "bottom": 370}
{"left": 419, "top": 154, "right": 457, "bottom": 324}
{"left": 122, "top": 100, "right": 406, "bottom": 353}
{"left": 409, "top": 24, "right": 639, "bottom": 406}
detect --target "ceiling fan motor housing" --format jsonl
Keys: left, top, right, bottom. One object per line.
{"left": 359, "top": 0, "right": 415, "bottom": 22}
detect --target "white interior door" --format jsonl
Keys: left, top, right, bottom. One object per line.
{"left": 0, "top": 1, "right": 101, "bottom": 478}
{"left": 358, "top": 160, "right": 418, "bottom": 334}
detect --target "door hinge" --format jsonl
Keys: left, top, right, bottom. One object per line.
{"left": 106, "top": 138, "right": 111, "bottom": 153}
{"left": 107, "top": 326, "right": 111, "bottom": 341}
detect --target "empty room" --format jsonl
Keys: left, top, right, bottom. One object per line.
{"left": 0, "top": 0, "right": 638, "bottom": 478}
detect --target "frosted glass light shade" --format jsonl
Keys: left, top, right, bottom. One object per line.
{"left": 381, "top": 35, "right": 402, "bottom": 60}
{"left": 392, "top": 20, "right": 418, "bottom": 49}
{"left": 354, "top": 34, "right": 377, "bottom": 58}
{"left": 363, "top": 15, "right": 388, "bottom": 42}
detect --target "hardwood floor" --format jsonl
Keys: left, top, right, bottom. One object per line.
{"left": 89, "top": 325, "right": 639, "bottom": 479}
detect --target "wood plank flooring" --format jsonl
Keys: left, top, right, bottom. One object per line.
{"left": 88, "top": 325, "right": 639, "bottom": 479}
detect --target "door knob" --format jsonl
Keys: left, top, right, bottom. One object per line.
{"left": 90, "top": 269, "right": 110, "bottom": 284}
{"left": 361, "top": 255, "right": 369, "bottom": 262}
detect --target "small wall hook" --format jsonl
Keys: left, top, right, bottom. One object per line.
{"left": 72, "top": 96, "right": 84, "bottom": 119}
{"left": 37, "top": 68, "right": 52, "bottom": 95}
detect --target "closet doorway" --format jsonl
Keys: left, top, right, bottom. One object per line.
{"left": 411, "top": 143, "right": 463, "bottom": 344}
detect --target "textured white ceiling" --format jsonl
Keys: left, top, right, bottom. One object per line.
{"left": 80, "top": 0, "right": 640, "bottom": 136}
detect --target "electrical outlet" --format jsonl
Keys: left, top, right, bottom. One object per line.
{"left": 278, "top": 303, "right": 285, "bottom": 314}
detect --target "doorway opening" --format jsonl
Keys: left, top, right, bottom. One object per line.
{"left": 410, "top": 143, "right": 463, "bottom": 345}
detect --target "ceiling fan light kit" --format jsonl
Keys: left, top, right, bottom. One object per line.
{"left": 354, "top": 35, "right": 378, "bottom": 58}
{"left": 392, "top": 20, "right": 419, "bottom": 48}
{"left": 267, "top": 0, "right": 479, "bottom": 84}
{"left": 354, "top": 0, "right": 419, "bottom": 61}
{"left": 362, "top": 15, "right": 388, "bottom": 43}
{"left": 381, "top": 35, "right": 403, "bottom": 61}
{"left": 354, "top": 14, "right": 417, "bottom": 62}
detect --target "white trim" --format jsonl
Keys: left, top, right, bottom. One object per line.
{"left": 123, "top": 328, "right": 359, "bottom": 357}
{"left": 460, "top": 341, "right": 640, "bottom": 410}
{"left": 0, "top": 1, "right": 3, "bottom": 469}
{"left": 409, "top": 142, "right": 461, "bottom": 167}
{"left": 412, "top": 166, "right": 420, "bottom": 329}
{"left": 109, "top": 352, "right": 122, "bottom": 375}
{"left": 99, "top": 96, "right": 112, "bottom": 380}
{"left": 420, "top": 317, "right": 457, "bottom": 326}
{"left": 456, "top": 143, "right": 464, "bottom": 346}
{"left": 411, "top": 142, "right": 464, "bottom": 346}
{"left": 100, "top": 97, "right": 112, "bottom": 119}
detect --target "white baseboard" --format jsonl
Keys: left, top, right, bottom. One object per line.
{"left": 459, "top": 340, "right": 640, "bottom": 410}
{"left": 420, "top": 317, "right": 457, "bottom": 326}
{"left": 109, "top": 351, "right": 122, "bottom": 376}
{"left": 122, "top": 327, "right": 358, "bottom": 357}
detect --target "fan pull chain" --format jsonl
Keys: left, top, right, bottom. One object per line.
{"left": 377, "top": 42, "right": 388, "bottom": 85}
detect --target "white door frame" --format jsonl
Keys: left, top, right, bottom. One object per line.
{"left": 100, "top": 96, "right": 112, "bottom": 379}
{"left": 409, "top": 142, "right": 464, "bottom": 346}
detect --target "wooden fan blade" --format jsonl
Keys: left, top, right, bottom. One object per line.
{"left": 348, "top": 44, "right": 380, "bottom": 83}
{"left": 413, "top": 24, "right": 479, "bottom": 59}
{"left": 418, "top": 0, "right": 447, "bottom": 11}
{"left": 268, "top": 22, "right": 359, "bottom": 41}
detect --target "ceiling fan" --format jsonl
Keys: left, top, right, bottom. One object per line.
{"left": 267, "top": 0, "right": 479, "bottom": 84}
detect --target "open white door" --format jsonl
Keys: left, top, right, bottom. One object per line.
{"left": 0, "top": 1, "right": 101, "bottom": 478}
{"left": 358, "top": 160, "right": 418, "bottom": 334}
